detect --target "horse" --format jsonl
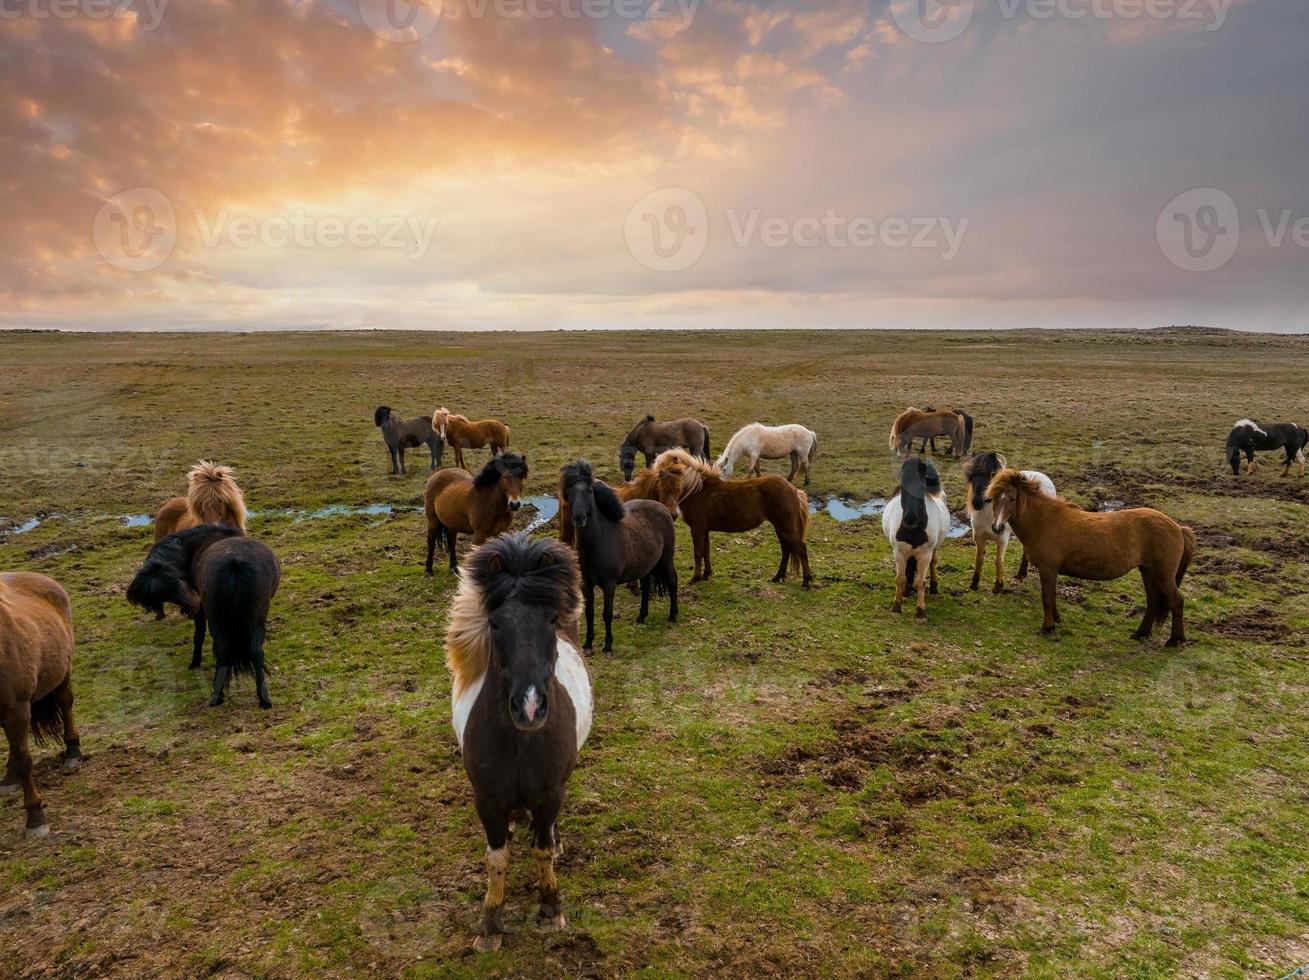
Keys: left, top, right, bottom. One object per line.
{"left": 987, "top": 469, "right": 1195, "bottom": 645}
{"left": 649, "top": 449, "right": 812, "bottom": 587}
{"left": 375, "top": 406, "right": 443, "bottom": 476}
{"left": 431, "top": 408, "right": 511, "bottom": 471}
{"left": 881, "top": 457, "right": 951, "bottom": 619}
{"left": 916, "top": 407, "right": 974, "bottom": 456}
{"left": 558, "top": 464, "right": 682, "bottom": 548}
{"left": 618, "top": 415, "right": 711, "bottom": 481}
{"left": 128, "top": 524, "right": 282, "bottom": 708}
{"left": 153, "top": 460, "right": 247, "bottom": 542}
{"left": 424, "top": 453, "right": 528, "bottom": 574}
{"left": 962, "top": 452, "right": 1056, "bottom": 592}
{"left": 445, "top": 534, "right": 591, "bottom": 951}
{"left": 889, "top": 408, "right": 969, "bottom": 458}
{"left": 0, "top": 572, "right": 80, "bottom": 839}
{"left": 1225, "top": 419, "right": 1307, "bottom": 476}
{"left": 560, "top": 460, "right": 678, "bottom": 655}
{"left": 715, "top": 422, "right": 818, "bottom": 485}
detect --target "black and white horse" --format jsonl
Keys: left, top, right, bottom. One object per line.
{"left": 962, "top": 452, "right": 1056, "bottom": 592}
{"left": 446, "top": 534, "right": 592, "bottom": 952}
{"left": 1225, "top": 419, "right": 1308, "bottom": 476}
{"left": 882, "top": 456, "right": 950, "bottom": 619}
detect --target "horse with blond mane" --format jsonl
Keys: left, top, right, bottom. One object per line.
{"left": 889, "top": 408, "right": 969, "bottom": 459}
{"left": 153, "top": 461, "right": 247, "bottom": 542}
{"left": 432, "top": 408, "right": 511, "bottom": 471}
{"left": 715, "top": 422, "right": 818, "bottom": 485}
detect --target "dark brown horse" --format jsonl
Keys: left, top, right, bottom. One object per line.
{"left": 375, "top": 406, "right": 444, "bottom": 475}
{"left": 0, "top": 572, "right": 81, "bottom": 838}
{"left": 560, "top": 460, "right": 678, "bottom": 655}
{"left": 432, "top": 408, "right": 511, "bottom": 471}
{"left": 619, "top": 415, "right": 711, "bottom": 481}
{"left": 425, "top": 453, "right": 528, "bottom": 573}
{"left": 649, "top": 449, "right": 812, "bottom": 587}
{"left": 987, "top": 469, "right": 1195, "bottom": 644}
{"left": 889, "top": 408, "right": 969, "bottom": 458}
{"left": 445, "top": 534, "right": 591, "bottom": 951}
{"left": 558, "top": 465, "right": 682, "bottom": 547}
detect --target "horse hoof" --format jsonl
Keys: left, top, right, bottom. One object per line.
{"left": 207, "top": 698, "right": 223, "bottom": 708}
{"left": 62, "top": 757, "right": 81, "bottom": 773}
{"left": 25, "top": 823, "right": 49, "bottom": 840}
{"left": 1166, "top": 637, "right": 1186, "bottom": 648}
{"left": 969, "top": 582, "right": 979, "bottom": 592}
{"left": 929, "top": 586, "right": 939, "bottom": 596}
{"left": 992, "top": 584, "right": 1004, "bottom": 595}
{"left": 891, "top": 603, "right": 902, "bottom": 614}
{"left": 259, "top": 701, "right": 273, "bottom": 710}
{"left": 1039, "top": 627, "right": 1057, "bottom": 638}
{"left": 915, "top": 610, "right": 927, "bottom": 621}
{"left": 538, "top": 913, "right": 567, "bottom": 933}
{"left": 0, "top": 782, "right": 19, "bottom": 799}
{"left": 473, "top": 934, "right": 503, "bottom": 953}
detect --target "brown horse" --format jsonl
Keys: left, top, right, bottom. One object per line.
{"left": 425, "top": 453, "right": 528, "bottom": 573}
{"left": 558, "top": 465, "right": 682, "bottom": 547}
{"left": 986, "top": 469, "right": 1195, "bottom": 645}
{"left": 154, "top": 460, "right": 247, "bottom": 542}
{"left": 432, "top": 408, "right": 511, "bottom": 471}
{"left": 619, "top": 415, "right": 711, "bottom": 481}
{"left": 0, "top": 572, "right": 81, "bottom": 838}
{"left": 889, "top": 408, "right": 969, "bottom": 458}
{"left": 649, "top": 449, "right": 812, "bottom": 587}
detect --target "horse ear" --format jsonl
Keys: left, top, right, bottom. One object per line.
{"left": 645, "top": 414, "right": 655, "bottom": 422}
{"left": 487, "top": 554, "right": 502, "bottom": 574}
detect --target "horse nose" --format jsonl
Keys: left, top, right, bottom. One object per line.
{"left": 509, "top": 499, "right": 522, "bottom": 511}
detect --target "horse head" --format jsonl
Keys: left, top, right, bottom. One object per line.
{"left": 431, "top": 407, "right": 450, "bottom": 440}
{"left": 478, "top": 452, "right": 527, "bottom": 511}
{"left": 619, "top": 443, "right": 639, "bottom": 482}
{"left": 374, "top": 406, "right": 391, "bottom": 427}
{"left": 896, "top": 457, "right": 928, "bottom": 530}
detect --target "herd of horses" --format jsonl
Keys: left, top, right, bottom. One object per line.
{"left": 1, "top": 405, "right": 1304, "bottom": 949}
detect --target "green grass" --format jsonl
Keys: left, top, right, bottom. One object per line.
{"left": 1, "top": 327, "right": 1307, "bottom": 977}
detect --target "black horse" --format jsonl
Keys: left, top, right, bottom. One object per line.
{"left": 561, "top": 460, "right": 677, "bottom": 655}
{"left": 128, "top": 524, "right": 281, "bottom": 709}
{"left": 916, "top": 406, "right": 974, "bottom": 455}
{"left": 1225, "top": 419, "right": 1308, "bottom": 476}
{"left": 445, "top": 534, "right": 592, "bottom": 951}
{"left": 374, "top": 405, "right": 443, "bottom": 475}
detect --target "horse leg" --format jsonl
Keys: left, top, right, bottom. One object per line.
{"left": 1133, "top": 571, "right": 1161, "bottom": 640}
{"left": 208, "top": 644, "right": 230, "bottom": 707}
{"left": 664, "top": 553, "right": 679, "bottom": 622}
{"left": 447, "top": 529, "right": 459, "bottom": 571}
{"left": 1247, "top": 451, "right": 1258, "bottom": 475}
{"left": 772, "top": 527, "right": 790, "bottom": 583}
{"left": 582, "top": 580, "right": 596, "bottom": 651}
{"left": 749, "top": 454, "right": 761, "bottom": 478}
{"left": 53, "top": 681, "right": 82, "bottom": 773}
{"left": 190, "top": 609, "right": 207, "bottom": 668}
{"left": 473, "top": 797, "right": 512, "bottom": 952}
{"left": 787, "top": 451, "right": 800, "bottom": 484}
{"left": 795, "top": 539, "right": 812, "bottom": 589}
{"left": 457, "top": 447, "right": 469, "bottom": 472}
{"left": 1017, "top": 549, "right": 1030, "bottom": 582}
{"left": 253, "top": 632, "right": 272, "bottom": 710}
{"left": 425, "top": 523, "right": 440, "bottom": 575}
{"left": 928, "top": 552, "right": 939, "bottom": 596}
{"left": 398, "top": 446, "right": 407, "bottom": 476}
{"left": 1038, "top": 569, "right": 1058, "bottom": 635}
{"left": 1160, "top": 576, "right": 1186, "bottom": 647}
{"left": 970, "top": 539, "right": 984, "bottom": 591}
{"left": 700, "top": 532, "right": 714, "bottom": 580}
{"left": 637, "top": 576, "right": 651, "bottom": 624}
{"left": 993, "top": 536, "right": 1007, "bottom": 594}
{"left": 914, "top": 554, "right": 929, "bottom": 620}
{"left": 530, "top": 801, "right": 566, "bottom": 932}
{"left": 388, "top": 445, "right": 399, "bottom": 476}
{"left": 690, "top": 527, "right": 708, "bottom": 582}
{"left": 892, "top": 553, "right": 906, "bottom": 614}
{"left": 3, "top": 704, "right": 45, "bottom": 837}
{"left": 601, "top": 583, "right": 617, "bottom": 656}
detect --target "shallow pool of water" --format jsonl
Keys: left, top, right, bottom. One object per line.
{"left": 121, "top": 514, "right": 152, "bottom": 528}
{"left": 522, "top": 496, "right": 559, "bottom": 533}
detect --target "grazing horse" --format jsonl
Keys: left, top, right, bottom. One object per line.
{"left": 882, "top": 457, "right": 950, "bottom": 619}
{"left": 432, "top": 408, "right": 511, "bottom": 471}
{"left": 650, "top": 449, "right": 812, "bottom": 587}
{"left": 425, "top": 453, "right": 528, "bottom": 573}
{"left": 962, "top": 452, "right": 1056, "bottom": 592}
{"left": 153, "top": 460, "right": 247, "bottom": 542}
{"left": 889, "top": 408, "right": 969, "bottom": 458}
{"left": 560, "top": 461, "right": 677, "bottom": 655}
{"left": 715, "top": 422, "right": 818, "bottom": 485}
{"left": 128, "top": 524, "right": 282, "bottom": 708}
{"left": 446, "top": 534, "right": 591, "bottom": 951}
{"left": 1225, "top": 419, "right": 1307, "bottom": 476}
{"left": 375, "top": 406, "right": 443, "bottom": 476}
{"left": 916, "top": 407, "right": 974, "bottom": 456}
{"left": 987, "top": 469, "right": 1195, "bottom": 644}
{"left": 618, "top": 415, "right": 712, "bottom": 481}
{"left": 0, "top": 572, "right": 80, "bottom": 838}
{"left": 558, "top": 465, "right": 682, "bottom": 548}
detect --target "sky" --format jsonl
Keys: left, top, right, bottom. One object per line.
{"left": 1, "top": 0, "right": 1306, "bottom": 332}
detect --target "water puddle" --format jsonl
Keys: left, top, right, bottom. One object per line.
{"left": 3, "top": 513, "right": 62, "bottom": 536}
{"left": 1095, "top": 500, "right": 1126, "bottom": 512}
{"left": 522, "top": 496, "right": 559, "bottom": 533}
{"left": 122, "top": 514, "right": 152, "bottom": 528}
{"left": 810, "top": 496, "right": 970, "bottom": 538}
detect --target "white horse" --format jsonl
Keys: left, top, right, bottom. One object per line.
{"left": 715, "top": 423, "right": 818, "bottom": 484}
{"left": 962, "top": 452, "right": 1056, "bottom": 592}
{"left": 882, "top": 457, "right": 951, "bottom": 620}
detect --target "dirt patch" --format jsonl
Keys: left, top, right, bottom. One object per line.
{"left": 1247, "top": 534, "right": 1309, "bottom": 559}
{"left": 1203, "top": 608, "right": 1287, "bottom": 642}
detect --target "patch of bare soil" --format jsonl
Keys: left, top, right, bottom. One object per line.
{"left": 1247, "top": 534, "right": 1309, "bottom": 559}
{"left": 1203, "top": 608, "right": 1287, "bottom": 642}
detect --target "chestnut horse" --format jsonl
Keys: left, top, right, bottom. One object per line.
{"left": 432, "top": 408, "right": 511, "bottom": 471}
{"left": 962, "top": 452, "right": 1056, "bottom": 592}
{"left": 425, "top": 453, "right": 528, "bottom": 573}
{"left": 987, "top": 469, "right": 1195, "bottom": 645}
{"left": 0, "top": 571, "right": 81, "bottom": 838}
{"left": 889, "top": 408, "right": 969, "bottom": 458}
{"left": 446, "top": 534, "right": 591, "bottom": 951}
{"left": 649, "top": 449, "right": 812, "bottom": 587}
{"left": 618, "top": 415, "right": 711, "bottom": 481}
{"left": 154, "top": 460, "right": 247, "bottom": 542}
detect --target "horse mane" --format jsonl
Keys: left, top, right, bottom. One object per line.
{"left": 474, "top": 452, "right": 528, "bottom": 488}
{"left": 561, "top": 459, "right": 626, "bottom": 521}
{"left": 653, "top": 448, "right": 720, "bottom": 499}
{"left": 445, "top": 534, "right": 581, "bottom": 699}
{"left": 127, "top": 523, "right": 242, "bottom": 616}
{"left": 985, "top": 468, "right": 1068, "bottom": 508}
{"left": 187, "top": 460, "right": 246, "bottom": 533}
{"left": 889, "top": 408, "right": 923, "bottom": 449}
{"left": 374, "top": 406, "right": 391, "bottom": 426}
{"left": 963, "top": 451, "right": 1006, "bottom": 481}
{"left": 922, "top": 458, "right": 942, "bottom": 496}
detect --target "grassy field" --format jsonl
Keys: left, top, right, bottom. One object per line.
{"left": 1, "top": 328, "right": 1307, "bottom": 978}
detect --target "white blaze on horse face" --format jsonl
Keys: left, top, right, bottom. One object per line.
{"left": 522, "top": 684, "right": 541, "bottom": 723}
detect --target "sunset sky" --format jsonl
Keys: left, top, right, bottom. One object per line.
{"left": 2, "top": 0, "right": 1306, "bottom": 331}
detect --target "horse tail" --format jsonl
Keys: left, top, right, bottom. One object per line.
{"left": 1177, "top": 526, "right": 1196, "bottom": 586}
{"left": 807, "top": 430, "right": 818, "bottom": 463}
{"left": 904, "top": 554, "right": 919, "bottom": 592}
{"left": 29, "top": 677, "right": 70, "bottom": 747}
{"left": 650, "top": 557, "right": 675, "bottom": 598}
{"left": 962, "top": 413, "right": 974, "bottom": 454}
{"left": 701, "top": 425, "right": 711, "bottom": 462}
{"left": 791, "top": 489, "right": 809, "bottom": 576}
{"left": 207, "top": 554, "right": 263, "bottom": 675}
